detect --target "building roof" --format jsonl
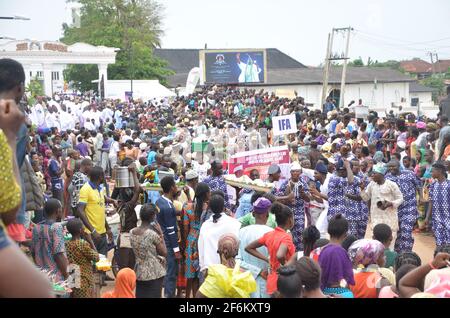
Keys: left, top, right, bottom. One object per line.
{"left": 163, "top": 66, "right": 415, "bottom": 88}
{"left": 400, "top": 59, "right": 432, "bottom": 74}
{"left": 409, "top": 81, "right": 438, "bottom": 93}
{"left": 155, "top": 48, "right": 414, "bottom": 87}
{"left": 154, "top": 48, "right": 306, "bottom": 73}
{"left": 434, "top": 59, "right": 450, "bottom": 73}
{"left": 265, "top": 67, "right": 414, "bottom": 85}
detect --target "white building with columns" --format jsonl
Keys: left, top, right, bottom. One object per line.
{"left": 0, "top": 40, "right": 118, "bottom": 97}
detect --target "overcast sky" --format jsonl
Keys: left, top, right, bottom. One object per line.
{"left": 1, "top": 0, "right": 450, "bottom": 66}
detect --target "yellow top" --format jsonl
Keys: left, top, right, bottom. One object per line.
{"left": 78, "top": 183, "right": 106, "bottom": 234}
{"left": 0, "top": 129, "right": 21, "bottom": 229}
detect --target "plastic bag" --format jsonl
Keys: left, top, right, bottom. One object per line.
{"left": 199, "top": 261, "right": 257, "bottom": 298}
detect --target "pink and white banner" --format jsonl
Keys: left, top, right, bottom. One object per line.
{"left": 227, "top": 146, "right": 291, "bottom": 180}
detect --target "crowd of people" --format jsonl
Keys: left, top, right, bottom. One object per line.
{"left": 1, "top": 57, "right": 450, "bottom": 298}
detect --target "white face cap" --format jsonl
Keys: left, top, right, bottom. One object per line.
{"left": 291, "top": 161, "right": 302, "bottom": 171}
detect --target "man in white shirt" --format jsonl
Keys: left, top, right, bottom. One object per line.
{"left": 45, "top": 109, "right": 59, "bottom": 129}
{"left": 309, "top": 162, "right": 332, "bottom": 237}
{"left": 82, "top": 109, "right": 91, "bottom": 128}
{"left": 114, "top": 108, "right": 123, "bottom": 129}
{"left": 90, "top": 106, "right": 102, "bottom": 129}
{"left": 101, "top": 106, "right": 114, "bottom": 124}
{"left": 59, "top": 106, "right": 75, "bottom": 132}
{"left": 31, "top": 101, "right": 47, "bottom": 128}
{"left": 198, "top": 194, "right": 241, "bottom": 273}
{"left": 109, "top": 135, "right": 120, "bottom": 169}
{"left": 191, "top": 153, "right": 210, "bottom": 182}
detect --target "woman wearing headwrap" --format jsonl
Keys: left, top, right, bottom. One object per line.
{"left": 196, "top": 233, "right": 257, "bottom": 298}
{"left": 102, "top": 268, "right": 136, "bottom": 298}
{"left": 347, "top": 239, "right": 392, "bottom": 298}
{"left": 372, "top": 151, "right": 385, "bottom": 164}
{"left": 318, "top": 244, "right": 355, "bottom": 298}
{"left": 348, "top": 163, "right": 403, "bottom": 249}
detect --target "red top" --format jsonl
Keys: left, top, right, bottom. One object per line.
{"left": 349, "top": 272, "right": 381, "bottom": 298}
{"left": 258, "top": 227, "right": 295, "bottom": 295}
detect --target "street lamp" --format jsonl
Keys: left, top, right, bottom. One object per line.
{"left": 0, "top": 15, "right": 30, "bottom": 20}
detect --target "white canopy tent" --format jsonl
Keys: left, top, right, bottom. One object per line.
{"left": 104, "top": 79, "right": 176, "bottom": 101}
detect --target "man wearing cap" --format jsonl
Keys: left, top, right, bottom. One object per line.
{"left": 311, "top": 162, "right": 331, "bottom": 199}
{"left": 350, "top": 163, "right": 404, "bottom": 249}
{"left": 237, "top": 197, "right": 272, "bottom": 298}
{"left": 191, "top": 152, "right": 210, "bottom": 182}
{"left": 327, "top": 158, "right": 365, "bottom": 238}
{"left": 270, "top": 161, "right": 310, "bottom": 250}
{"left": 179, "top": 170, "right": 198, "bottom": 207}
{"left": 396, "top": 141, "right": 408, "bottom": 169}
{"left": 385, "top": 160, "right": 423, "bottom": 252}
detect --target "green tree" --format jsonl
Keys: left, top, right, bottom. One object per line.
{"left": 63, "top": 64, "right": 98, "bottom": 92}
{"left": 348, "top": 57, "right": 364, "bottom": 67}
{"left": 61, "top": 0, "right": 174, "bottom": 92}
{"left": 420, "top": 75, "right": 445, "bottom": 103}
{"left": 25, "top": 76, "right": 44, "bottom": 106}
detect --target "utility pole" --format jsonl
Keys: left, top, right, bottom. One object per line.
{"left": 435, "top": 52, "right": 442, "bottom": 74}
{"left": 321, "top": 32, "right": 333, "bottom": 111}
{"left": 428, "top": 51, "right": 436, "bottom": 75}
{"left": 321, "top": 27, "right": 352, "bottom": 111}
{"left": 339, "top": 27, "right": 352, "bottom": 109}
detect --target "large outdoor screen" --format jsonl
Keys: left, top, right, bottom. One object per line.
{"left": 201, "top": 49, "right": 267, "bottom": 84}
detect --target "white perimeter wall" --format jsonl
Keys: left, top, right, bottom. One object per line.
{"left": 410, "top": 92, "right": 433, "bottom": 103}
{"left": 242, "top": 82, "right": 410, "bottom": 112}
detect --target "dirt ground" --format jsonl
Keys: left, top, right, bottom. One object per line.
{"left": 411, "top": 231, "right": 436, "bottom": 263}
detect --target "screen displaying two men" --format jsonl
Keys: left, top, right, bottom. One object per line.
{"left": 202, "top": 50, "right": 267, "bottom": 84}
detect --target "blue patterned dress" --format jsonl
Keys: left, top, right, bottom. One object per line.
{"left": 429, "top": 179, "right": 450, "bottom": 247}
{"left": 271, "top": 178, "right": 309, "bottom": 250}
{"left": 327, "top": 175, "right": 365, "bottom": 238}
{"left": 356, "top": 172, "right": 370, "bottom": 238}
{"left": 203, "top": 175, "right": 231, "bottom": 210}
{"left": 385, "top": 170, "right": 422, "bottom": 252}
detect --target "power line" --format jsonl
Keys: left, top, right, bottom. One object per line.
{"left": 354, "top": 29, "right": 450, "bottom": 46}
{"left": 353, "top": 33, "right": 431, "bottom": 54}
{"left": 354, "top": 30, "right": 450, "bottom": 51}
{"left": 354, "top": 33, "right": 450, "bottom": 60}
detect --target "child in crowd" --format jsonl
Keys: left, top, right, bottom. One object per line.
{"left": 373, "top": 223, "right": 398, "bottom": 269}
{"left": 276, "top": 266, "right": 302, "bottom": 298}
{"left": 31, "top": 199, "right": 68, "bottom": 282}
{"left": 102, "top": 268, "right": 136, "bottom": 298}
{"left": 378, "top": 264, "right": 417, "bottom": 298}
{"left": 245, "top": 202, "right": 295, "bottom": 298}
{"left": 65, "top": 218, "right": 99, "bottom": 298}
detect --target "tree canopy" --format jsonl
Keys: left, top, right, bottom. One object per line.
{"left": 61, "top": 0, "right": 173, "bottom": 92}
